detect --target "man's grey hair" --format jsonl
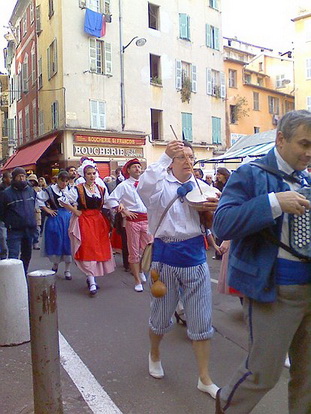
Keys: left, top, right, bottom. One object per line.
{"left": 277, "top": 110, "right": 311, "bottom": 141}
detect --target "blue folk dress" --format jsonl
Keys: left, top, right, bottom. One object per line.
{"left": 38, "top": 185, "right": 72, "bottom": 264}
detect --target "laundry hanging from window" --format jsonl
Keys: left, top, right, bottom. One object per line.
{"left": 84, "top": 8, "right": 106, "bottom": 38}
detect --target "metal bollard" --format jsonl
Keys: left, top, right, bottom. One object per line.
{"left": 28, "top": 270, "right": 63, "bottom": 414}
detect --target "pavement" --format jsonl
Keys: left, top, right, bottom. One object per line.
{"left": 0, "top": 248, "right": 289, "bottom": 414}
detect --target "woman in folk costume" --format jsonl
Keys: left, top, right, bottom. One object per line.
{"left": 37, "top": 170, "right": 72, "bottom": 280}
{"left": 60, "top": 159, "right": 115, "bottom": 296}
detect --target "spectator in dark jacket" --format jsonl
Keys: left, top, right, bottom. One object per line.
{"left": 0, "top": 172, "right": 12, "bottom": 259}
{"left": 0, "top": 167, "right": 37, "bottom": 273}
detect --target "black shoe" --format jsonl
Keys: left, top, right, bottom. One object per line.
{"left": 86, "top": 279, "right": 100, "bottom": 289}
{"left": 174, "top": 311, "right": 187, "bottom": 326}
{"left": 215, "top": 389, "right": 224, "bottom": 414}
{"left": 89, "top": 284, "right": 97, "bottom": 296}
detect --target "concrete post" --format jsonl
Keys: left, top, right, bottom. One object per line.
{"left": 28, "top": 270, "right": 63, "bottom": 414}
{"left": 0, "top": 259, "right": 30, "bottom": 346}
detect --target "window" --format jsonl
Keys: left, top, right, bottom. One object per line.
{"left": 32, "top": 99, "right": 37, "bottom": 138}
{"left": 307, "top": 97, "right": 311, "bottom": 112}
{"left": 230, "top": 105, "right": 237, "bottom": 124}
{"left": 38, "top": 57, "right": 43, "bottom": 89}
{"left": 90, "top": 100, "right": 106, "bottom": 129}
{"left": 179, "top": 14, "right": 190, "bottom": 40}
{"left": 258, "top": 62, "right": 263, "bottom": 72}
{"left": 182, "top": 113, "right": 192, "bottom": 141}
{"left": 209, "top": 0, "right": 219, "bottom": 9}
{"left": 25, "top": 105, "right": 30, "bottom": 141}
{"left": 212, "top": 117, "right": 221, "bottom": 144}
{"left": 16, "top": 24, "right": 21, "bottom": 44}
{"left": 285, "top": 100, "right": 294, "bottom": 113}
{"left": 253, "top": 92, "right": 259, "bottom": 111}
{"left": 175, "top": 61, "right": 197, "bottom": 92}
{"left": 254, "top": 127, "right": 260, "bottom": 134}
{"left": 39, "top": 111, "right": 44, "bottom": 135}
{"left": 36, "top": 6, "right": 42, "bottom": 34}
{"left": 9, "top": 77, "right": 14, "bottom": 104}
{"left": 307, "top": 58, "right": 311, "bottom": 79}
{"left": 22, "top": 14, "right": 27, "bottom": 37}
{"left": 22, "top": 54, "right": 29, "bottom": 93}
{"left": 206, "top": 24, "right": 219, "bottom": 50}
{"left": 276, "top": 74, "right": 285, "bottom": 88}
{"left": 150, "top": 54, "right": 161, "bottom": 84}
{"left": 47, "top": 39, "right": 58, "bottom": 79}
{"left": 48, "top": 0, "right": 54, "bottom": 18}
{"left": 148, "top": 3, "right": 159, "bottom": 30}
{"left": 7, "top": 118, "right": 16, "bottom": 144}
{"left": 89, "top": 39, "right": 112, "bottom": 75}
{"left": 31, "top": 45, "right": 36, "bottom": 86}
{"left": 30, "top": 3, "right": 34, "bottom": 23}
{"left": 268, "top": 96, "right": 279, "bottom": 114}
{"left": 17, "top": 69, "right": 22, "bottom": 101}
{"left": 51, "top": 101, "right": 59, "bottom": 129}
{"left": 257, "top": 77, "right": 263, "bottom": 86}
{"left": 83, "top": 0, "right": 110, "bottom": 13}
{"left": 228, "top": 69, "right": 237, "bottom": 88}
{"left": 206, "top": 68, "right": 225, "bottom": 98}
{"left": 244, "top": 73, "right": 251, "bottom": 84}
{"left": 150, "top": 109, "right": 162, "bottom": 140}
{"left": 18, "top": 111, "right": 23, "bottom": 144}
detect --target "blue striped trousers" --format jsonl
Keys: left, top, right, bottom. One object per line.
{"left": 149, "top": 261, "right": 214, "bottom": 341}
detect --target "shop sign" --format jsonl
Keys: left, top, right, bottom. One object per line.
{"left": 74, "top": 135, "right": 145, "bottom": 146}
{"left": 73, "top": 145, "right": 143, "bottom": 158}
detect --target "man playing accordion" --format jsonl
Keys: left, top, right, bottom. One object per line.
{"left": 213, "top": 110, "right": 311, "bottom": 414}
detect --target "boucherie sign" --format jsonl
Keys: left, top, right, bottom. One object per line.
{"left": 73, "top": 145, "right": 143, "bottom": 158}
{"left": 74, "top": 135, "right": 145, "bottom": 146}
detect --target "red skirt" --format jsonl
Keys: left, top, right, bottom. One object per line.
{"left": 75, "top": 209, "right": 111, "bottom": 261}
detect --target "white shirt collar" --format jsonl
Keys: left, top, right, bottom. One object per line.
{"left": 274, "top": 147, "right": 294, "bottom": 175}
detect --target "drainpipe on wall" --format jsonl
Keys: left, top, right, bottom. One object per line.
{"left": 119, "top": 0, "right": 125, "bottom": 131}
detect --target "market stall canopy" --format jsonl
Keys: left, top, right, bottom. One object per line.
{"left": 1, "top": 135, "right": 57, "bottom": 171}
{"left": 197, "top": 130, "right": 276, "bottom": 164}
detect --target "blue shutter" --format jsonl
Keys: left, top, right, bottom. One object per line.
{"left": 176, "top": 60, "right": 182, "bottom": 90}
{"left": 206, "top": 68, "right": 212, "bottom": 95}
{"left": 182, "top": 113, "right": 193, "bottom": 142}
{"left": 220, "top": 72, "right": 226, "bottom": 98}
{"left": 212, "top": 117, "right": 221, "bottom": 144}
{"left": 206, "top": 24, "right": 211, "bottom": 47}
{"left": 214, "top": 27, "right": 220, "bottom": 50}
{"left": 179, "top": 14, "right": 189, "bottom": 39}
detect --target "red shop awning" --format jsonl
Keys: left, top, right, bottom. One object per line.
{"left": 2, "top": 135, "right": 57, "bottom": 171}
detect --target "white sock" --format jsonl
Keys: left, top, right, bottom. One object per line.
{"left": 87, "top": 275, "right": 95, "bottom": 286}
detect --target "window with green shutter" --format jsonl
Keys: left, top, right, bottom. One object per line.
{"left": 212, "top": 116, "right": 221, "bottom": 144}
{"left": 182, "top": 112, "right": 193, "bottom": 142}
{"left": 179, "top": 13, "right": 190, "bottom": 40}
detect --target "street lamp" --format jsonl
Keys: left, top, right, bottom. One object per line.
{"left": 120, "top": 36, "right": 147, "bottom": 130}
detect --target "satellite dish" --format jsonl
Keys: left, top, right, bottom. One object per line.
{"left": 135, "top": 38, "right": 147, "bottom": 47}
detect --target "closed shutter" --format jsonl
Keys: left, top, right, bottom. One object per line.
{"left": 182, "top": 113, "right": 193, "bottom": 142}
{"left": 212, "top": 117, "right": 221, "bottom": 144}
{"left": 307, "top": 96, "right": 311, "bottom": 112}
{"left": 98, "top": 101, "right": 106, "bottom": 129}
{"left": 179, "top": 14, "right": 189, "bottom": 39}
{"left": 191, "top": 65, "right": 197, "bottom": 93}
{"left": 214, "top": 27, "right": 220, "bottom": 50}
{"left": 97, "top": 162, "right": 110, "bottom": 180}
{"left": 90, "top": 100, "right": 98, "bottom": 128}
{"left": 307, "top": 58, "right": 311, "bottom": 79}
{"left": 206, "top": 24, "right": 211, "bottom": 47}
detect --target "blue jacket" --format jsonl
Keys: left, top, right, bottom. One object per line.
{"left": 0, "top": 184, "right": 37, "bottom": 230}
{"left": 213, "top": 148, "right": 311, "bottom": 302}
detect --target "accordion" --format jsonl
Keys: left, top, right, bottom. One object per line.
{"left": 289, "top": 187, "right": 311, "bottom": 259}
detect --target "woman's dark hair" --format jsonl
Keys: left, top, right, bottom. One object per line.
{"left": 57, "top": 170, "right": 70, "bottom": 180}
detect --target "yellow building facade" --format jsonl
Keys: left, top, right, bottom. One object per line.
{"left": 224, "top": 38, "right": 294, "bottom": 149}
{"left": 292, "top": 11, "right": 311, "bottom": 111}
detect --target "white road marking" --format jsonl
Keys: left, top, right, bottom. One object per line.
{"left": 211, "top": 278, "right": 218, "bottom": 284}
{"left": 59, "top": 332, "right": 123, "bottom": 414}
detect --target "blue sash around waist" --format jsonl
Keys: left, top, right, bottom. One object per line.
{"left": 152, "top": 235, "right": 206, "bottom": 267}
{"left": 275, "top": 258, "right": 311, "bottom": 285}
